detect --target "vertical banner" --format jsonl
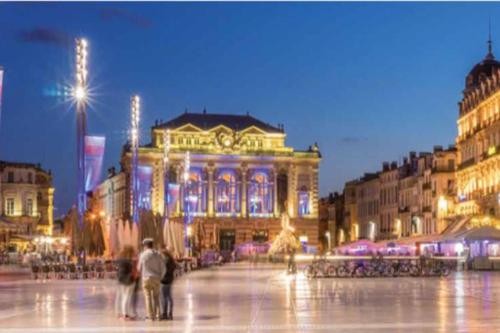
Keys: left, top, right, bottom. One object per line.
{"left": 137, "top": 165, "right": 153, "bottom": 210}
{"left": 84, "top": 136, "right": 106, "bottom": 192}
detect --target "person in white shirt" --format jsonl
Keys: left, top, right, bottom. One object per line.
{"left": 137, "top": 238, "right": 166, "bottom": 321}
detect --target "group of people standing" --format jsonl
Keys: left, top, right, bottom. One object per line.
{"left": 115, "top": 238, "right": 177, "bottom": 321}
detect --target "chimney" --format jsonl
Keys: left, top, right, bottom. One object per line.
{"left": 391, "top": 161, "right": 398, "bottom": 170}
{"left": 382, "top": 162, "right": 390, "bottom": 171}
{"left": 409, "top": 151, "right": 416, "bottom": 159}
{"left": 433, "top": 145, "right": 443, "bottom": 152}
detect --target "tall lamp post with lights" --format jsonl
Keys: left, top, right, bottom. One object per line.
{"left": 74, "top": 38, "right": 88, "bottom": 232}
{"left": 163, "top": 129, "right": 171, "bottom": 221}
{"left": 130, "top": 95, "right": 140, "bottom": 225}
{"left": 183, "top": 151, "right": 191, "bottom": 257}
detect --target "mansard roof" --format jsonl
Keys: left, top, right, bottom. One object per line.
{"left": 0, "top": 160, "right": 48, "bottom": 173}
{"left": 153, "top": 111, "right": 284, "bottom": 134}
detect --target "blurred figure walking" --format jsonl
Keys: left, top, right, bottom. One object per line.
{"left": 160, "top": 248, "right": 178, "bottom": 320}
{"left": 137, "top": 238, "right": 165, "bottom": 321}
{"left": 115, "top": 246, "right": 138, "bottom": 320}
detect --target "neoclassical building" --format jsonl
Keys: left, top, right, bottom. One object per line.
{"left": 94, "top": 111, "right": 321, "bottom": 251}
{"left": 456, "top": 42, "right": 500, "bottom": 217}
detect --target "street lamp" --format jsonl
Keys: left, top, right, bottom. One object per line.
{"left": 130, "top": 95, "right": 140, "bottom": 224}
{"left": 183, "top": 151, "right": 191, "bottom": 257}
{"left": 163, "top": 129, "right": 171, "bottom": 220}
{"left": 325, "top": 231, "right": 331, "bottom": 251}
{"left": 75, "top": 38, "right": 88, "bottom": 230}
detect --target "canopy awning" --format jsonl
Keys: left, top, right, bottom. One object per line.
{"left": 450, "top": 226, "right": 500, "bottom": 242}
{"left": 336, "top": 239, "right": 383, "bottom": 252}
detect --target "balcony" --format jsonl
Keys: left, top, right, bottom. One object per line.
{"left": 431, "top": 167, "right": 454, "bottom": 173}
{"left": 457, "top": 158, "right": 475, "bottom": 171}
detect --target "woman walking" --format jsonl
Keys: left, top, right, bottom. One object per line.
{"left": 160, "top": 248, "right": 177, "bottom": 320}
{"left": 115, "top": 246, "right": 138, "bottom": 320}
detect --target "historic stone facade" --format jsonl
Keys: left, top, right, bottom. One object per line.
{"left": 0, "top": 161, "right": 54, "bottom": 247}
{"left": 94, "top": 112, "right": 321, "bottom": 251}
{"left": 333, "top": 146, "right": 456, "bottom": 242}
{"left": 456, "top": 43, "right": 500, "bottom": 218}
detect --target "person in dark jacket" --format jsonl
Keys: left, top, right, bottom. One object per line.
{"left": 115, "top": 246, "right": 138, "bottom": 320}
{"left": 160, "top": 248, "right": 177, "bottom": 320}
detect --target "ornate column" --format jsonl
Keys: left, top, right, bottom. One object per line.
{"left": 207, "top": 163, "right": 215, "bottom": 217}
{"left": 241, "top": 164, "right": 247, "bottom": 218}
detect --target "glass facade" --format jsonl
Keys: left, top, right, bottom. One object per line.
{"left": 248, "top": 170, "right": 273, "bottom": 216}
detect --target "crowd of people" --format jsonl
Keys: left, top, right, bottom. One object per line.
{"left": 115, "top": 238, "right": 178, "bottom": 321}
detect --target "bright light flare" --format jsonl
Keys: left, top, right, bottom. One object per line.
{"left": 74, "top": 86, "right": 86, "bottom": 101}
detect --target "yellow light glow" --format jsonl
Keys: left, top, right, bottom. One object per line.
{"left": 488, "top": 145, "right": 497, "bottom": 156}
{"left": 438, "top": 196, "right": 448, "bottom": 212}
{"left": 187, "top": 225, "right": 193, "bottom": 237}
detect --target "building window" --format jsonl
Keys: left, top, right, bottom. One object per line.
{"left": 5, "top": 199, "right": 15, "bottom": 216}
{"left": 7, "top": 172, "right": 14, "bottom": 183}
{"left": 27, "top": 173, "right": 33, "bottom": 184}
{"left": 185, "top": 168, "right": 207, "bottom": 214}
{"left": 298, "top": 189, "right": 310, "bottom": 216}
{"left": 215, "top": 169, "right": 240, "bottom": 215}
{"left": 25, "top": 198, "right": 33, "bottom": 216}
{"left": 248, "top": 170, "right": 273, "bottom": 216}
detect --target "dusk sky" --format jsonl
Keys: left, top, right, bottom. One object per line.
{"left": 0, "top": 2, "right": 498, "bottom": 216}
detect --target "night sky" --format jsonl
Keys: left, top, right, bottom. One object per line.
{"left": 0, "top": 2, "right": 498, "bottom": 216}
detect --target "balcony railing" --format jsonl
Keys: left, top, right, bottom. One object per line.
{"left": 422, "top": 182, "right": 431, "bottom": 190}
{"left": 457, "top": 158, "right": 475, "bottom": 171}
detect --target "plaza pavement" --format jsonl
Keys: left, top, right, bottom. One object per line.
{"left": 0, "top": 263, "right": 500, "bottom": 332}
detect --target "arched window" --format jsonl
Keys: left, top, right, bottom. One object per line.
{"left": 248, "top": 170, "right": 273, "bottom": 216}
{"left": 298, "top": 185, "right": 310, "bottom": 217}
{"left": 185, "top": 167, "right": 207, "bottom": 214}
{"left": 215, "top": 169, "right": 240, "bottom": 215}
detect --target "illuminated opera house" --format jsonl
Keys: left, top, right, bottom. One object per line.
{"left": 92, "top": 111, "right": 321, "bottom": 252}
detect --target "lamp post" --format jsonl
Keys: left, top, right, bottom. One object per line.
{"left": 163, "top": 129, "right": 171, "bottom": 220}
{"left": 75, "top": 38, "right": 88, "bottom": 230}
{"left": 183, "top": 151, "right": 191, "bottom": 257}
{"left": 130, "top": 95, "right": 140, "bottom": 224}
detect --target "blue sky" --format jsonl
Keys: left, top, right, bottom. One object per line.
{"left": 0, "top": 2, "right": 498, "bottom": 215}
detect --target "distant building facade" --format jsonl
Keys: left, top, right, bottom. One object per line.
{"left": 0, "top": 161, "right": 54, "bottom": 247}
{"left": 356, "top": 173, "right": 380, "bottom": 241}
{"left": 92, "top": 112, "right": 321, "bottom": 251}
{"left": 327, "top": 146, "right": 457, "bottom": 242}
{"left": 379, "top": 161, "right": 399, "bottom": 239}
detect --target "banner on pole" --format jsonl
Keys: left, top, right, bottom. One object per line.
{"left": 137, "top": 165, "right": 153, "bottom": 210}
{"left": 84, "top": 136, "right": 106, "bottom": 192}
